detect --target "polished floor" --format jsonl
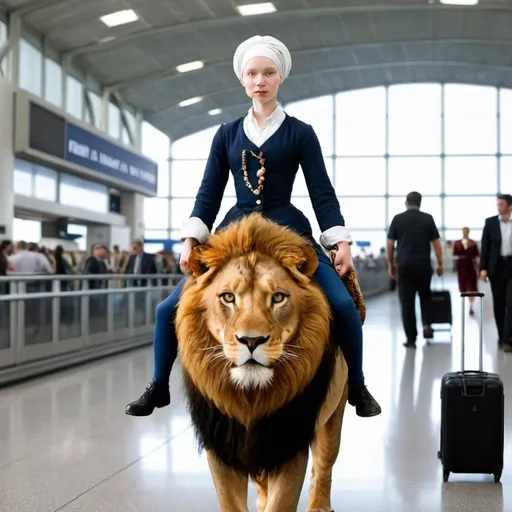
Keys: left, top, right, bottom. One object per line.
{"left": 0, "top": 276, "right": 510, "bottom": 511}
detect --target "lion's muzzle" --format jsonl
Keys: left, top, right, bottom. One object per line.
{"left": 235, "top": 335, "right": 270, "bottom": 353}
{"left": 230, "top": 330, "right": 273, "bottom": 368}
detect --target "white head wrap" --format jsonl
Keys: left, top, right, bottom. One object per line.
{"left": 233, "top": 35, "right": 292, "bottom": 81}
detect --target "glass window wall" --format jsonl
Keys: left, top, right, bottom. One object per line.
{"left": 44, "top": 58, "right": 62, "bottom": 108}
{"left": 33, "top": 165, "right": 58, "bottom": 202}
{"left": 66, "top": 75, "right": 83, "bottom": 119}
{"left": 13, "top": 218, "right": 41, "bottom": 242}
{"left": 19, "top": 39, "right": 42, "bottom": 96}
{"left": 108, "top": 102, "right": 120, "bottom": 139}
{"left": 148, "top": 84, "right": 509, "bottom": 253}
{"left": 59, "top": 173, "right": 108, "bottom": 213}
{"left": 141, "top": 122, "right": 171, "bottom": 235}
{"left": 0, "top": 21, "right": 6, "bottom": 77}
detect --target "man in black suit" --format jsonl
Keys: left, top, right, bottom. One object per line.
{"left": 387, "top": 191, "right": 444, "bottom": 348}
{"left": 83, "top": 245, "right": 109, "bottom": 289}
{"left": 480, "top": 194, "right": 512, "bottom": 351}
{"left": 83, "top": 245, "right": 109, "bottom": 327}
{"left": 125, "top": 239, "right": 157, "bottom": 286}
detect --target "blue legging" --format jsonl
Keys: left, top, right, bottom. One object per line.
{"left": 153, "top": 249, "right": 364, "bottom": 385}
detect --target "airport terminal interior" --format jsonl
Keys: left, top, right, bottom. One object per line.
{"left": 0, "top": 0, "right": 512, "bottom": 511}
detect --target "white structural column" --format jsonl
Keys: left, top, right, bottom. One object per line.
{"left": 121, "top": 192, "right": 145, "bottom": 241}
{"left": 0, "top": 77, "right": 14, "bottom": 239}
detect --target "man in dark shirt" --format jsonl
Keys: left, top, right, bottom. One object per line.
{"left": 386, "top": 191, "right": 444, "bottom": 347}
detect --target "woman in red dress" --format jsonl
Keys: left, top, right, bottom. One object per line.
{"left": 452, "top": 227, "right": 480, "bottom": 315}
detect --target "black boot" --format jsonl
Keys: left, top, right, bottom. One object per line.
{"left": 348, "top": 382, "right": 381, "bottom": 417}
{"left": 125, "top": 381, "right": 170, "bottom": 416}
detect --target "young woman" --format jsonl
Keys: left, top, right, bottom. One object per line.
{"left": 125, "top": 35, "right": 381, "bottom": 418}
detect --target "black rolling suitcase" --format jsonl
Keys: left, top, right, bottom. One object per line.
{"left": 439, "top": 291, "right": 504, "bottom": 483}
{"left": 429, "top": 276, "right": 452, "bottom": 326}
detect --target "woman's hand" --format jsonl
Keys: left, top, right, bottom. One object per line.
{"left": 333, "top": 241, "right": 354, "bottom": 278}
{"left": 180, "top": 238, "right": 199, "bottom": 274}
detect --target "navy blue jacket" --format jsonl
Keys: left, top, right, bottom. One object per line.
{"left": 189, "top": 114, "right": 344, "bottom": 243}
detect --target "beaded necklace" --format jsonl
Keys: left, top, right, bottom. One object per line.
{"left": 241, "top": 150, "right": 266, "bottom": 205}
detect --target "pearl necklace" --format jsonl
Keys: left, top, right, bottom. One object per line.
{"left": 241, "top": 150, "right": 266, "bottom": 205}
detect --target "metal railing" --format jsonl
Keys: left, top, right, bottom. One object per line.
{"left": 0, "top": 258, "right": 391, "bottom": 386}
{"left": 0, "top": 273, "right": 181, "bottom": 385}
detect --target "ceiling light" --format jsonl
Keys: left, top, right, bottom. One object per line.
{"left": 439, "top": 0, "right": 478, "bottom": 5}
{"left": 179, "top": 96, "right": 203, "bottom": 107}
{"left": 236, "top": 2, "right": 277, "bottom": 16}
{"left": 208, "top": 108, "right": 222, "bottom": 116}
{"left": 176, "top": 61, "right": 204, "bottom": 73}
{"left": 100, "top": 9, "right": 139, "bottom": 28}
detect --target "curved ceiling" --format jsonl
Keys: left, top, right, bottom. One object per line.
{"left": 3, "top": 0, "right": 512, "bottom": 140}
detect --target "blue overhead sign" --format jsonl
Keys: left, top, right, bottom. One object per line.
{"left": 65, "top": 122, "right": 157, "bottom": 194}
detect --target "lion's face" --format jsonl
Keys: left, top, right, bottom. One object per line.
{"left": 176, "top": 214, "right": 333, "bottom": 423}
{"left": 202, "top": 254, "right": 303, "bottom": 390}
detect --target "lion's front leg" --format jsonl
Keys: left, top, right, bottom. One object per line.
{"left": 206, "top": 450, "right": 249, "bottom": 511}
{"left": 306, "top": 384, "right": 348, "bottom": 512}
{"left": 264, "top": 452, "right": 309, "bottom": 511}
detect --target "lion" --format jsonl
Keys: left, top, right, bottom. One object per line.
{"left": 176, "top": 213, "right": 349, "bottom": 512}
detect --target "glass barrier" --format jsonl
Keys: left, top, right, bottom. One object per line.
{"left": 353, "top": 257, "right": 393, "bottom": 298}
{"left": 0, "top": 274, "right": 179, "bottom": 378}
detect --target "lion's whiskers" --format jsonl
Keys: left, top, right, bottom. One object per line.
{"left": 199, "top": 346, "right": 222, "bottom": 352}
{"left": 274, "top": 357, "right": 287, "bottom": 369}
{"left": 274, "top": 350, "right": 298, "bottom": 372}
{"left": 221, "top": 359, "right": 232, "bottom": 372}
{"left": 209, "top": 351, "right": 228, "bottom": 366}
{"left": 282, "top": 350, "right": 299, "bottom": 360}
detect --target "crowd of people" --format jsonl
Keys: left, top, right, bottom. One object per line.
{"left": 0, "top": 238, "right": 182, "bottom": 282}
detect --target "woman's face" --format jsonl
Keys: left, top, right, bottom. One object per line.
{"left": 241, "top": 56, "right": 282, "bottom": 104}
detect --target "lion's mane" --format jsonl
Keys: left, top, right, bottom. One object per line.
{"left": 176, "top": 214, "right": 339, "bottom": 476}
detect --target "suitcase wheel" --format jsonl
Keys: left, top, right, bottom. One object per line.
{"left": 443, "top": 468, "right": 450, "bottom": 482}
{"left": 494, "top": 471, "right": 502, "bottom": 483}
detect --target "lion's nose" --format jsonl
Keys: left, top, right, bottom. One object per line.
{"left": 236, "top": 335, "right": 270, "bottom": 353}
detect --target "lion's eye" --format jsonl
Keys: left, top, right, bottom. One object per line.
{"left": 220, "top": 292, "right": 235, "bottom": 304}
{"left": 272, "top": 292, "right": 286, "bottom": 304}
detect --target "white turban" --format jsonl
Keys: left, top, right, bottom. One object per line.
{"left": 233, "top": 35, "right": 292, "bottom": 81}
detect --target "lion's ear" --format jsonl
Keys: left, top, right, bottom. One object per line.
{"left": 188, "top": 245, "right": 209, "bottom": 277}
{"left": 298, "top": 245, "right": 318, "bottom": 277}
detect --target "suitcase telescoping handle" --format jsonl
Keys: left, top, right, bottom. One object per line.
{"left": 460, "top": 291, "right": 485, "bottom": 372}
